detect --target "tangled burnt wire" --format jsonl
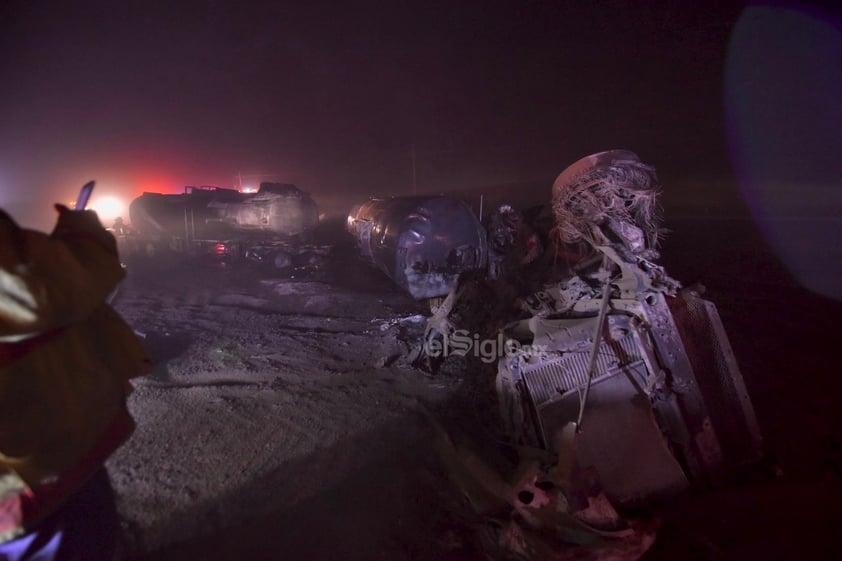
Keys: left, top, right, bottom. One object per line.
{"left": 551, "top": 150, "right": 664, "bottom": 261}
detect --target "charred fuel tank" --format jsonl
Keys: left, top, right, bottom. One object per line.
{"left": 129, "top": 182, "right": 319, "bottom": 240}
{"left": 346, "top": 196, "right": 487, "bottom": 300}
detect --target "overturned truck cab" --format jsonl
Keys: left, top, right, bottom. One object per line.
{"left": 496, "top": 151, "right": 763, "bottom": 508}
{"left": 497, "top": 253, "right": 764, "bottom": 507}
{"left": 346, "top": 196, "right": 487, "bottom": 299}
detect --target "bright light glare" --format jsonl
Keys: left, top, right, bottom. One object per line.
{"left": 89, "top": 195, "right": 125, "bottom": 221}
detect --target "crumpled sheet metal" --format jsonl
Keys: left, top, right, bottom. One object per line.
{"left": 496, "top": 246, "right": 763, "bottom": 509}
{"left": 494, "top": 147, "right": 762, "bottom": 508}
{"left": 551, "top": 150, "right": 662, "bottom": 261}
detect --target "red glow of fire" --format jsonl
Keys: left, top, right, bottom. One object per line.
{"left": 134, "top": 176, "right": 182, "bottom": 197}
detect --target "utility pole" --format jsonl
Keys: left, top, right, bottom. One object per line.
{"left": 410, "top": 144, "right": 417, "bottom": 196}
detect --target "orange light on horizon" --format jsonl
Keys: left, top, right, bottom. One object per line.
{"left": 135, "top": 177, "right": 181, "bottom": 196}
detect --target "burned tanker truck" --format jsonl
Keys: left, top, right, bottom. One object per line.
{"left": 346, "top": 196, "right": 487, "bottom": 299}
{"left": 359, "top": 152, "right": 763, "bottom": 521}
{"left": 127, "top": 182, "right": 320, "bottom": 263}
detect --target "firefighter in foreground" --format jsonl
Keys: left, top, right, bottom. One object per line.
{"left": 0, "top": 196, "right": 149, "bottom": 560}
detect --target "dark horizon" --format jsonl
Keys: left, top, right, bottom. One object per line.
{"left": 1, "top": 0, "right": 753, "bottom": 229}
{"left": 2, "top": 0, "right": 840, "bottom": 302}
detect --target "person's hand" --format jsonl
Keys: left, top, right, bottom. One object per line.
{"left": 53, "top": 203, "right": 103, "bottom": 232}
{"left": 51, "top": 204, "right": 116, "bottom": 251}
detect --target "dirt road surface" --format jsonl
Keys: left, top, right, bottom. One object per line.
{"left": 107, "top": 217, "right": 841, "bottom": 561}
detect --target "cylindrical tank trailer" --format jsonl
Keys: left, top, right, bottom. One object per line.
{"left": 129, "top": 182, "right": 319, "bottom": 241}
{"left": 346, "top": 196, "right": 487, "bottom": 299}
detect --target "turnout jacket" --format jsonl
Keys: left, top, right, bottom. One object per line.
{"left": 0, "top": 208, "right": 149, "bottom": 543}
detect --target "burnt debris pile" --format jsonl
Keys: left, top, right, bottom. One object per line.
{"left": 349, "top": 150, "right": 764, "bottom": 560}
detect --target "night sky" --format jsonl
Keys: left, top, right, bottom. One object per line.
{"left": 1, "top": 0, "right": 839, "bottom": 249}
{"left": 1, "top": 0, "right": 753, "bottom": 227}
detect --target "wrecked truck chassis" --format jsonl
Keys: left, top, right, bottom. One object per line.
{"left": 119, "top": 233, "right": 250, "bottom": 261}
{"left": 497, "top": 286, "right": 763, "bottom": 509}
{"left": 117, "top": 232, "right": 329, "bottom": 271}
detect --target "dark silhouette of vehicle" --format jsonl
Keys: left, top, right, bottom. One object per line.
{"left": 127, "top": 182, "right": 319, "bottom": 261}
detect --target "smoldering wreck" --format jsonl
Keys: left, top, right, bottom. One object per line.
{"left": 346, "top": 149, "right": 764, "bottom": 559}
{"left": 346, "top": 195, "right": 487, "bottom": 299}
{"left": 122, "top": 182, "right": 332, "bottom": 269}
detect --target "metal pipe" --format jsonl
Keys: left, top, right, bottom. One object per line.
{"left": 576, "top": 256, "right": 613, "bottom": 431}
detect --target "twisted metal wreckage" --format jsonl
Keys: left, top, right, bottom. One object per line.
{"left": 498, "top": 151, "right": 763, "bottom": 503}
{"left": 348, "top": 150, "right": 763, "bottom": 558}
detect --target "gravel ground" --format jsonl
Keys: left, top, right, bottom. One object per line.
{"left": 106, "top": 216, "right": 841, "bottom": 561}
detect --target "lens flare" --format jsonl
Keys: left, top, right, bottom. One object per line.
{"left": 725, "top": 4, "right": 842, "bottom": 300}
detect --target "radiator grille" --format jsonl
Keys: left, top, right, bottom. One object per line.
{"left": 521, "top": 333, "right": 642, "bottom": 406}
